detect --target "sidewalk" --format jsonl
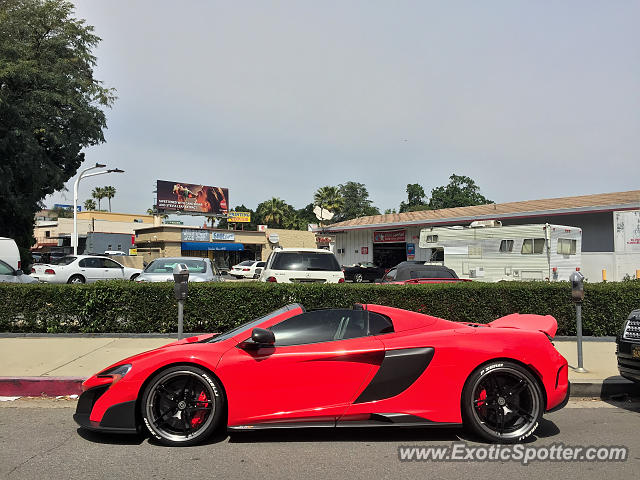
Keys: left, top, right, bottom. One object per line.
{"left": 0, "top": 336, "right": 638, "bottom": 397}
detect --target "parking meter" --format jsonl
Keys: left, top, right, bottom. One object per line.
{"left": 570, "top": 271, "right": 584, "bottom": 303}
{"left": 173, "top": 264, "right": 189, "bottom": 340}
{"left": 569, "top": 270, "right": 587, "bottom": 372}
{"left": 173, "top": 264, "right": 189, "bottom": 300}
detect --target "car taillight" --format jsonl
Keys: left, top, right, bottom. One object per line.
{"left": 17, "top": 260, "right": 21, "bottom": 270}
{"left": 266, "top": 276, "right": 277, "bottom": 282}
{"left": 338, "top": 278, "right": 345, "bottom": 283}
{"left": 242, "top": 268, "right": 250, "bottom": 271}
{"left": 44, "top": 268, "right": 55, "bottom": 274}
{"left": 31, "top": 267, "right": 36, "bottom": 273}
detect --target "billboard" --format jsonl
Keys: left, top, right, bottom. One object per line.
{"left": 156, "top": 180, "right": 228, "bottom": 215}
{"left": 228, "top": 211, "right": 251, "bottom": 223}
{"left": 373, "top": 229, "right": 406, "bottom": 243}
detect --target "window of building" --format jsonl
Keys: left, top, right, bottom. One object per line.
{"left": 499, "top": 240, "right": 514, "bottom": 252}
{"left": 521, "top": 238, "right": 545, "bottom": 255}
{"left": 45, "top": 231, "right": 50, "bottom": 238}
{"left": 558, "top": 238, "right": 577, "bottom": 255}
{"left": 424, "top": 235, "right": 438, "bottom": 243}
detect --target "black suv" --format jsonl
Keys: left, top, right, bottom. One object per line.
{"left": 616, "top": 309, "right": 640, "bottom": 382}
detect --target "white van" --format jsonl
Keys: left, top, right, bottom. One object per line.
{"left": 0, "top": 237, "right": 21, "bottom": 270}
{"left": 259, "top": 248, "right": 345, "bottom": 283}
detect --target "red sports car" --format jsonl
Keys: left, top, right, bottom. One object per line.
{"left": 74, "top": 303, "right": 569, "bottom": 446}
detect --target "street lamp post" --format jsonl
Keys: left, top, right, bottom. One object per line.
{"left": 72, "top": 163, "right": 125, "bottom": 255}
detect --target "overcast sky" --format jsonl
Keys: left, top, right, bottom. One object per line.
{"left": 46, "top": 0, "right": 640, "bottom": 225}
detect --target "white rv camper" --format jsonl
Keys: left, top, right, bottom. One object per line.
{"left": 418, "top": 222, "right": 582, "bottom": 282}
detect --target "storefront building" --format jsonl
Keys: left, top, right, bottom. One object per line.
{"left": 134, "top": 225, "right": 317, "bottom": 271}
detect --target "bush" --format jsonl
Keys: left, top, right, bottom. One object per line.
{"left": 0, "top": 281, "right": 638, "bottom": 335}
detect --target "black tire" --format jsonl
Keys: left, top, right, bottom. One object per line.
{"left": 67, "top": 274, "right": 85, "bottom": 284}
{"left": 461, "top": 361, "right": 543, "bottom": 443}
{"left": 140, "top": 365, "right": 225, "bottom": 446}
{"left": 354, "top": 273, "right": 364, "bottom": 283}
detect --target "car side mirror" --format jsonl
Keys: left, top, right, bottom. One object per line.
{"left": 15, "top": 269, "right": 23, "bottom": 276}
{"left": 251, "top": 328, "right": 275, "bottom": 345}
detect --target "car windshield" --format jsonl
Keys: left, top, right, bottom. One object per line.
{"left": 399, "top": 269, "right": 455, "bottom": 280}
{"left": 49, "top": 256, "right": 76, "bottom": 265}
{"left": 144, "top": 259, "right": 207, "bottom": 274}
{"left": 271, "top": 252, "right": 341, "bottom": 271}
{"left": 206, "top": 304, "right": 301, "bottom": 343}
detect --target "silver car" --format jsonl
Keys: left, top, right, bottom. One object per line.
{"left": 31, "top": 255, "right": 142, "bottom": 284}
{"left": 135, "top": 257, "right": 222, "bottom": 283}
{"left": 0, "top": 259, "right": 37, "bottom": 284}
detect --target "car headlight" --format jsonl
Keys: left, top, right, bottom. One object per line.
{"left": 97, "top": 364, "right": 132, "bottom": 384}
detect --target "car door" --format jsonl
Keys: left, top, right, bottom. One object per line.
{"left": 77, "top": 257, "right": 103, "bottom": 282}
{"left": 101, "top": 258, "right": 126, "bottom": 280}
{"left": 217, "top": 309, "right": 386, "bottom": 427}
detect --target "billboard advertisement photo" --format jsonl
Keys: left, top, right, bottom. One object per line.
{"left": 156, "top": 180, "right": 228, "bottom": 215}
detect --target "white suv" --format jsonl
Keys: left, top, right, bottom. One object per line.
{"left": 259, "top": 248, "right": 344, "bottom": 284}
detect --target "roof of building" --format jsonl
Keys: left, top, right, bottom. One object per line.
{"left": 324, "top": 190, "right": 640, "bottom": 232}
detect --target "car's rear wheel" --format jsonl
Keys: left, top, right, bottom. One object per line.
{"left": 141, "top": 366, "right": 224, "bottom": 446}
{"left": 68, "top": 275, "right": 85, "bottom": 284}
{"left": 354, "top": 273, "right": 364, "bottom": 283}
{"left": 461, "top": 361, "right": 543, "bottom": 443}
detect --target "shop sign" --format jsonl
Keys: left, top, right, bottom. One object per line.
{"left": 268, "top": 233, "right": 280, "bottom": 244}
{"left": 181, "top": 229, "right": 210, "bottom": 242}
{"left": 373, "top": 229, "right": 406, "bottom": 243}
{"left": 211, "top": 231, "right": 235, "bottom": 241}
{"left": 361, "top": 247, "right": 368, "bottom": 254}
{"left": 228, "top": 211, "right": 251, "bottom": 223}
{"left": 316, "top": 236, "right": 332, "bottom": 244}
{"left": 406, "top": 243, "right": 415, "bottom": 259}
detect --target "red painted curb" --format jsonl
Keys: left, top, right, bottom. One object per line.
{"left": 0, "top": 377, "right": 86, "bottom": 396}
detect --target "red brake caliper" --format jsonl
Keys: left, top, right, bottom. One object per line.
{"left": 476, "top": 389, "right": 487, "bottom": 411}
{"left": 190, "top": 390, "right": 209, "bottom": 427}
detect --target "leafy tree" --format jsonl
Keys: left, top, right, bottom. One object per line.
{"left": 256, "top": 197, "right": 289, "bottom": 228}
{"left": 296, "top": 203, "right": 318, "bottom": 228}
{"left": 384, "top": 208, "right": 397, "bottom": 214}
{"left": 428, "top": 174, "right": 493, "bottom": 210}
{"left": 333, "top": 181, "right": 380, "bottom": 222}
{"left": 0, "top": 0, "right": 115, "bottom": 265}
{"left": 92, "top": 187, "right": 105, "bottom": 210}
{"left": 103, "top": 185, "right": 116, "bottom": 212}
{"left": 313, "top": 186, "right": 343, "bottom": 224}
{"left": 399, "top": 183, "right": 430, "bottom": 212}
{"left": 83, "top": 199, "right": 96, "bottom": 211}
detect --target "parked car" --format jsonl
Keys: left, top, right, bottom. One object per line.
{"left": 342, "top": 262, "right": 387, "bottom": 283}
{"left": 259, "top": 248, "right": 344, "bottom": 283}
{"left": 380, "top": 261, "right": 470, "bottom": 284}
{"left": 0, "top": 237, "right": 21, "bottom": 271}
{"left": 31, "top": 255, "right": 142, "bottom": 284}
{"left": 229, "top": 260, "right": 266, "bottom": 279}
{"left": 135, "top": 257, "right": 222, "bottom": 283}
{"left": 616, "top": 309, "right": 640, "bottom": 382}
{"left": 74, "top": 302, "right": 569, "bottom": 446}
{"left": 0, "top": 259, "right": 37, "bottom": 284}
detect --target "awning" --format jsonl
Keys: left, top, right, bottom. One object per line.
{"left": 181, "top": 242, "right": 244, "bottom": 252}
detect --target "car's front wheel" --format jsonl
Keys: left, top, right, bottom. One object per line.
{"left": 354, "top": 273, "right": 364, "bottom": 283}
{"left": 461, "top": 361, "right": 543, "bottom": 443}
{"left": 67, "top": 275, "right": 85, "bottom": 284}
{"left": 141, "top": 366, "right": 225, "bottom": 446}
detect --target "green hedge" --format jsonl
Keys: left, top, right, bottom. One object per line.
{"left": 0, "top": 282, "right": 638, "bottom": 336}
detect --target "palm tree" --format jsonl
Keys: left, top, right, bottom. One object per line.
{"left": 313, "top": 186, "right": 343, "bottom": 225}
{"left": 257, "top": 197, "right": 288, "bottom": 227}
{"left": 103, "top": 186, "right": 116, "bottom": 212}
{"left": 83, "top": 199, "right": 96, "bottom": 211}
{"left": 147, "top": 207, "right": 168, "bottom": 219}
{"left": 92, "top": 187, "right": 105, "bottom": 211}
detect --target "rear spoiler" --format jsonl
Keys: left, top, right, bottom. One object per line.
{"left": 488, "top": 313, "right": 558, "bottom": 339}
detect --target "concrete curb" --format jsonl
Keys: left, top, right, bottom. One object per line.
{"left": 0, "top": 377, "right": 85, "bottom": 397}
{"left": 1, "top": 375, "right": 639, "bottom": 399}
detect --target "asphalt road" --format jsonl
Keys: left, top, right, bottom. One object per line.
{"left": 1, "top": 398, "right": 639, "bottom": 480}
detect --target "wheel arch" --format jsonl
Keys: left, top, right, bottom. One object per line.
{"left": 461, "top": 357, "right": 548, "bottom": 411}
{"left": 134, "top": 361, "right": 228, "bottom": 430}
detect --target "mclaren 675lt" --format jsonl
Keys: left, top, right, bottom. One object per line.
{"left": 74, "top": 303, "right": 569, "bottom": 446}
